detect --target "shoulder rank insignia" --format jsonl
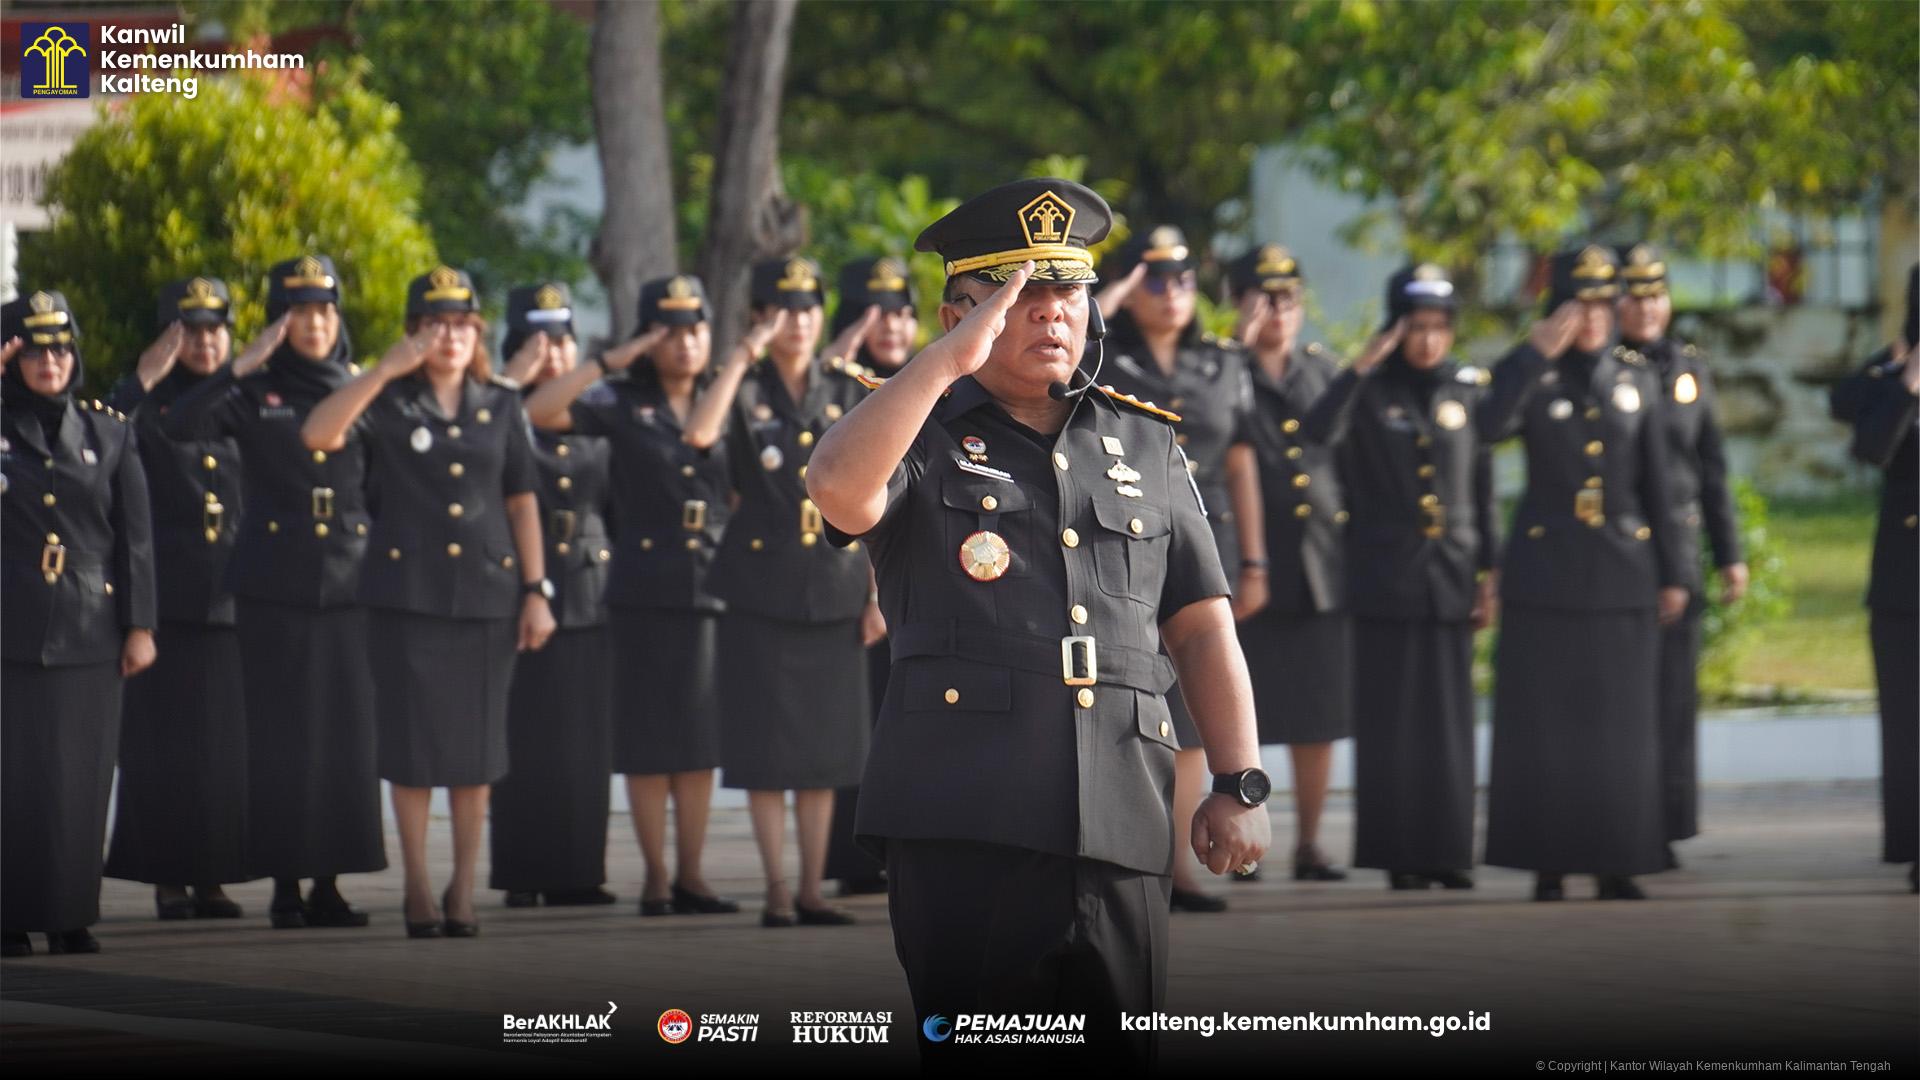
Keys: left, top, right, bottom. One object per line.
{"left": 854, "top": 371, "right": 887, "bottom": 391}
{"left": 1681, "top": 343, "right": 1700, "bottom": 359}
{"left": 1456, "top": 365, "right": 1490, "bottom": 386}
{"left": 1305, "top": 342, "right": 1323, "bottom": 356}
{"left": 1097, "top": 384, "right": 1182, "bottom": 423}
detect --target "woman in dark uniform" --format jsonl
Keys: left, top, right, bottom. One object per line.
{"left": 488, "top": 282, "right": 616, "bottom": 909}
{"left": 1301, "top": 265, "right": 1497, "bottom": 890}
{"left": 824, "top": 256, "right": 917, "bottom": 898}
{"left": 1477, "top": 245, "right": 1690, "bottom": 902}
{"left": 1615, "top": 245, "right": 1748, "bottom": 867}
{"left": 103, "top": 278, "right": 252, "bottom": 919}
{"left": 1, "top": 292, "right": 157, "bottom": 957}
{"left": 302, "top": 266, "right": 555, "bottom": 938}
{"left": 1096, "top": 227, "right": 1268, "bottom": 911}
{"left": 525, "top": 274, "right": 741, "bottom": 918}
{"left": 1224, "top": 245, "right": 1353, "bottom": 883}
{"left": 684, "top": 257, "right": 878, "bottom": 927}
{"left": 163, "top": 255, "right": 386, "bottom": 929}
{"left": 1829, "top": 264, "right": 1917, "bottom": 893}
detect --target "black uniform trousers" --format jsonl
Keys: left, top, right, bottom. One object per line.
{"left": 885, "top": 838, "right": 1169, "bottom": 1070}
{"left": 1656, "top": 597, "right": 1706, "bottom": 842}
{"left": 1872, "top": 611, "right": 1918, "bottom": 864}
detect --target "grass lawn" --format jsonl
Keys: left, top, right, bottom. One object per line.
{"left": 1732, "top": 491, "right": 1878, "bottom": 695}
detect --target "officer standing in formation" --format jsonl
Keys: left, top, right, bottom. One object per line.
{"left": 1300, "top": 265, "right": 1497, "bottom": 890}
{"left": 1614, "top": 245, "right": 1749, "bottom": 866}
{"left": 489, "top": 282, "right": 619, "bottom": 909}
{"left": 1830, "top": 264, "right": 1918, "bottom": 893}
{"left": 1, "top": 292, "right": 157, "bottom": 958}
{"left": 1224, "top": 244, "right": 1353, "bottom": 883}
{"left": 807, "top": 178, "right": 1270, "bottom": 1065}
{"left": 102, "top": 279, "right": 250, "bottom": 920}
{"left": 1095, "top": 226, "right": 1267, "bottom": 913}
{"left": 163, "top": 256, "right": 386, "bottom": 928}
{"left": 301, "top": 266, "right": 554, "bottom": 939}
{"left": 1480, "top": 245, "right": 1690, "bottom": 902}
{"left": 525, "top": 273, "right": 741, "bottom": 917}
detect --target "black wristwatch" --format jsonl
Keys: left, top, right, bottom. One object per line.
{"left": 1212, "top": 767, "right": 1272, "bottom": 808}
{"left": 522, "top": 578, "right": 555, "bottom": 601}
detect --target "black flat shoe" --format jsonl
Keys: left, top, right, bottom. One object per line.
{"left": 639, "top": 897, "right": 674, "bottom": 917}
{"left": 1230, "top": 865, "right": 1262, "bottom": 883}
{"left": 441, "top": 888, "right": 479, "bottom": 938}
{"left": 155, "top": 891, "right": 197, "bottom": 921}
{"left": 1595, "top": 875, "right": 1646, "bottom": 901}
{"left": 835, "top": 875, "right": 888, "bottom": 897}
{"left": 1424, "top": 869, "right": 1476, "bottom": 890}
{"left": 192, "top": 893, "right": 243, "bottom": 919}
{"left": 1169, "top": 887, "right": 1228, "bottom": 913}
{"left": 671, "top": 884, "right": 741, "bottom": 915}
{"left": 303, "top": 899, "right": 370, "bottom": 928}
{"left": 794, "top": 903, "right": 856, "bottom": 926}
{"left": 502, "top": 891, "right": 540, "bottom": 908}
{"left": 405, "top": 918, "right": 443, "bottom": 939}
{"left": 1292, "top": 860, "right": 1347, "bottom": 882}
{"left": 1388, "top": 871, "right": 1432, "bottom": 891}
{"left": 544, "top": 886, "right": 617, "bottom": 906}
{"left": 46, "top": 929, "right": 99, "bottom": 955}
{"left": 1533, "top": 874, "right": 1566, "bottom": 902}
{"left": 268, "top": 903, "right": 308, "bottom": 930}
{"left": 2, "top": 932, "right": 32, "bottom": 957}
{"left": 760, "top": 909, "right": 796, "bottom": 928}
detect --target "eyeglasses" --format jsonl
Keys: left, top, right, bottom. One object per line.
{"left": 1142, "top": 274, "right": 1196, "bottom": 296}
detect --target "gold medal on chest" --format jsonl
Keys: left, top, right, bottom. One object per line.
{"left": 958, "top": 530, "right": 1012, "bottom": 582}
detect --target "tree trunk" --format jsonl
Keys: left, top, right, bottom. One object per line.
{"left": 699, "top": 0, "right": 803, "bottom": 357}
{"left": 589, "top": 0, "right": 677, "bottom": 344}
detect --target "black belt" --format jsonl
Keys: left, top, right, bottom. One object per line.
{"left": 889, "top": 619, "right": 1176, "bottom": 694}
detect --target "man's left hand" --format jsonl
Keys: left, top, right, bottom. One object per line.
{"left": 1191, "top": 792, "right": 1270, "bottom": 876}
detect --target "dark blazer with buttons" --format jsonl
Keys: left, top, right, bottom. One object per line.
{"left": 828, "top": 376, "right": 1230, "bottom": 876}
{"left": 1101, "top": 314, "right": 1256, "bottom": 571}
{"left": 1632, "top": 336, "right": 1743, "bottom": 594}
{"left": 1831, "top": 349, "right": 1917, "bottom": 615}
{"left": 108, "top": 373, "right": 242, "bottom": 626}
{"left": 353, "top": 375, "right": 538, "bottom": 620}
{"left": 528, "top": 419, "right": 611, "bottom": 629}
{"left": 162, "top": 364, "right": 371, "bottom": 609}
{"left": 569, "top": 369, "right": 728, "bottom": 614}
{"left": 1301, "top": 357, "right": 1497, "bottom": 621}
{"left": 2, "top": 397, "right": 158, "bottom": 665}
{"left": 709, "top": 355, "right": 871, "bottom": 623}
{"left": 1238, "top": 345, "right": 1346, "bottom": 614}
{"left": 1476, "top": 342, "right": 1687, "bottom": 610}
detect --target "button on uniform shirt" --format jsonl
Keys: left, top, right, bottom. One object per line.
{"left": 828, "top": 377, "right": 1229, "bottom": 876}
{"left": 1300, "top": 357, "right": 1497, "bottom": 620}
{"left": 162, "top": 363, "right": 371, "bottom": 608}
{"left": 709, "top": 356, "right": 871, "bottom": 622}
{"left": 1476, "top": 342, "right": 1686, "bottom": 607}
{"left": 1238, "top": 345, "right": 1346, "bottom": 613}
{"left": 108, "top": 373, "right": 242, "bottom": 625}
{"left": 1101, "top": 317, "right": 1256, "bottom": 571}
{"left": 570, "top": 370, "right": 730, "bottom": 613}
{"left": 1, "top": 398, "right": 157, "bottom": 664}
{"left": 353, "top": 376, "right": 538, "bottom": 619}
{"left": 528, "top": 420, "right": 611, "bottom": 628}
{"left": 1636, "top": 338, "right": 1743, "bottom": 594}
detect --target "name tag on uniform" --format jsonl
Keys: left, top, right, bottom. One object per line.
{"left": 954, "top": 457, "right": 1013, "bottom": 482}
{"left": 258, "top": 406, "right": 296, "bottom": 420}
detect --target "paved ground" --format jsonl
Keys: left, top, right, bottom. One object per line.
{"left": 3, "top": 780, "right": 1914, "bottom": 1074}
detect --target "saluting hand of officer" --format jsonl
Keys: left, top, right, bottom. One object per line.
{"left": 825, "top": 305, "right": 881, "bottom": 366}
{"left": 0, "top": 335, "right": 21, "bottom": 372}
{"left": 1352, "top": 317, "right": 1406, "bottom": 375}
{"left": 135, "top": 321, "right": 186, "bottom": 390}
{"left": 230, "top": 313, "right": 290, "bottom": 377}
{"left": 917, "top": 262, "right": 1034, "bottom": 381}
{"left": 374, "top": 326, "right": 437, "bottom": 380}
{"left": 1527, "top": 301, "right": 1583, "bottom": 359}
{"left": 601, "top": 325, "right": 669, "bottom": 372}
{"left": 505, "top": 332, "right": 550, "bottom": 386}
{"left": 1235, "top": 292, "right": 1272, "bottom": 347}
{"left": 740, "top": 308, "right": 790, "bottom": 360}
{"left": 1094, "top": 261, "right": 1148, "bottom": 315}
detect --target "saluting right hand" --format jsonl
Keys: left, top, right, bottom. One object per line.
{"left": 823, "top": 305, "right": 881, "bottom": 367}
{"left": 505, "top": 332, "right": 550, "bottom": 386}
{"left": 230, "top": 313, "right": 289, "bottom": 377}
{"left": 0, "top": 336, "right": 23, "bottom": 373}
{"left": 1352, "top": 317, "right": 1406, "bottom": 375}
{"left": 1526, "top": 301, "right": 1582, "bottom": 359}
{"left": 602, "top": 325, "right": 669, "bottom": 372}
{"left": 1234, "top": 293, "right": 1272, "bottom": 347}
{"left": 136, "top": 321, "right": 185, "bottom": 390}
{"left": 738, "top": 309, "right": 789, "bottom": 362}
{"left": 919, "top": 261, "right": 1033, "bottom": 381}
{"left": 375, "top": 328, "right": 433, "bottom": 379}
{"left": 1094, "top": 261, "right": 1147, "bottom": 314}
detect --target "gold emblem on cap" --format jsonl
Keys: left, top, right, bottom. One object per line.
{"left": 776, "top": 259, "right": 819, "bottom": 292}
{"left": 1435, "top": 399, "right": 1467, "bottom": 430}
{"left": 23, "top": 291, "right": 68, "bottom": 328}
{"left": 868, "top": 257, "right": 908, "bottom": 292}
{"left": 1574, "top": 245, "right": 1616, "bottom": 281}
{"left": 1413, "top": 263, "right": 1444, "bottom": 281}
{"left": 1674, "top": 372, "right": 1699, "bottom": 405}
{"left": 660, "top": 275, "right": 703, "bottom": 310}
{"left": 1622, "top": 244, "right": 1666, "bottom": 280}
{"left": 1019, "top": 190, "right": 1075, "bottom": 246}
{"left": 958, "top": 530, "right": 1012, "bottom": 582}
{"left": 284, "top": 255, "right": 336, "bottom": 290}
{"left": 179, "top": 277, "right": 225, "bottom": 311}
{"left": 1255, "top": 245, "right": 1296, "bottom": 276}
{"left": 1144, "top": 226, "right": 1189, "bottom": 262}
{"left": 423, "top": 265, "right": 472, "bottom": 302}
{"left": 534, "top": 284, "right": 565, "bottom": 309}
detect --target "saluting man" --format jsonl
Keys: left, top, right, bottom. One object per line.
{"left": 806, "top": 178, "right": 1269, "bottom": 1066}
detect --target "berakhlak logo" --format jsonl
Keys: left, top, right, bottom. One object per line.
{"left": 658, "top": 1009, "right": 693, "bottom": 1044}
{"left": 22, "top": 24, "right": 90, "bottom": 98}
{"left": 921, "top": 1014, "right": 952, "bottom": 1042}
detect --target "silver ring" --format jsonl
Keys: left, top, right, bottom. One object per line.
{"left": 1237, "top": 861, "right": 1258, "bottom": 875}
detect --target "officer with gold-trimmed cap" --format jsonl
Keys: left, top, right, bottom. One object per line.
{"left": 1478, "top": 243, "right": 1689, "bottom": 902}
{"left": 804, "top": 178, "right": 1270, "bottom": 1066}
{"left": 1614, "top": 243, "right": 1747, "bottom": 866}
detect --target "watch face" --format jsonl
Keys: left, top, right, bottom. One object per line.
{"left": 1240, "top": 769, "right": 1272, "bottom": 805}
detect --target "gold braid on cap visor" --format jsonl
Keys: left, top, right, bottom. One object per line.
{"left": 946, "top": 245, "right": 1096, "bottom": 282}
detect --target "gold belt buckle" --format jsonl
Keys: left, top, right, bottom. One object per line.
{"left": 1422, "top": 502, "right": 1447, "bottom": 539}
{"left": 683, "top": 500, "right": 708, "bottom": 532}
{"left": 550, "top": 509, "right": 578, "bottom": 543}
{"left": 1061, "top": 635, "right": 1098, "bottom": 687}
{"left": 40, "top": 542, "right": 67, "bottom": 580}
{"left": 799, "top": 498, "right": 822, "bottom": 537}
{"left": 311, "top": 486, "right": 336, "bottom": 520}
{"left": 1574, "top": 489, "right": 1604, "bottom": 525}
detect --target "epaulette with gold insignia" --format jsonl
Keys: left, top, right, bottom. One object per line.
{"left": 1612, "top": 345, "right": 1646, "bottom": 366}
{"left": 1305, "top": 342, "right": 1324, "bottom": 356}
{"left": 1455, "top": 365, "right": 1490, "bottom": 386}
{"left": 854, "top": 371, "right": 886, "bottom": 391}
{"left": 1681, "top": 343, "right": 1700, "bottom": 359}
{"left": 1097, "top": 384, "right": 1182, "bottom": 423}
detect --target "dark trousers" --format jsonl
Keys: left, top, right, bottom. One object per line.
{"left": 1656, "top": 600, "right": 1704, "bottom": 841}
{"left": 885, "top": 838, "right": 1170, "bottom": 1071}
{"left": 1871, "top": 611, "right": 1918, "bottom": 863}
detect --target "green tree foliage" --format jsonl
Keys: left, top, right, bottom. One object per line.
{"left": 21, "top": 72, "right": 435, "bottom": 377}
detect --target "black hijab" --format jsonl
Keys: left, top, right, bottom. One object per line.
{"left": 264, "top": 311, "right": 356, "bottom": 396}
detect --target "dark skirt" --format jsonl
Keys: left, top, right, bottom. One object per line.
{"left": 1350, "top": 618, "right": 1477, "bottom": 871}
{"left": 718, "top": 612, "right": 870, "bottom": 790}
{"left": 1485, "top": 606, "right": 1667, "bottom": 876}
{"left": 1871, "top": 611, "right": 1917, "bottom": 864}
{"left": 1237, "top": 608, "right": 1353, "bottom": 744}
{"left": 825, "top": 641, "right": 891, "bottom": 881}
{"left": 236, "top": 600, "right": 385, "bottom": 879}
{"left": 367, "top": 609, "right": 515, "bottom": 787}
{"left": 1656, "top": 601, "right": 1704, "bottom": 841}
{"left": 610, "top": 607, "right": 722, "bottom": 775}
{"left": 3, "top": 661, "right": 122, "bottom": 932}
{"left": 105, "top": 623, "right": 252, "bottom": 886}
{"left": 490, "top": 626, "right": 612, "bottom": 891}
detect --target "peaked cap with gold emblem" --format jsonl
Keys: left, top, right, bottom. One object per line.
{"left": 915, "top": 177, "right": 1112, "bottom": 286}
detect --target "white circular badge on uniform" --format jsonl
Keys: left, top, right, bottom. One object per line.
{"left": 760, "top": 444, "right": 784, "bottom": 471}
{"left": 410, "top": 425, "right": 433, "bottom": 453}
{"left": 1434, "top": 400, "right": 1467, "bottom": 431}
{"left": 1548, "top": 398, "right": 1573, "bottom": 421}
{"left": 1612, "top": 383, "right": 1642, "bottom": 414}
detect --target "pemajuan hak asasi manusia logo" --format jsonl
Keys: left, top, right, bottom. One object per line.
{"left": 21, "top": 24, "right": 91, "bottom": 98}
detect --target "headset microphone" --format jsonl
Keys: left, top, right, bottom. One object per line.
{"left": 1047, "top": 296, "right": 1107, "bottom": 402}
